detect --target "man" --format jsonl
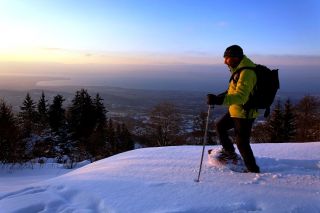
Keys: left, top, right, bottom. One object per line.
{"left": 207, "top": 45, "right": 260, "bottom": 173}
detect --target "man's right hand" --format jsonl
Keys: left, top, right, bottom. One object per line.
{"left": 207, "top": 94, "right": 216, "bottom": 105}
{"left": 207, "top": 93, "right": 225, "bottom": 105}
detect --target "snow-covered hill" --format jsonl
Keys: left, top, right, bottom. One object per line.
{"left": 0, "top": 143, "right": 319, "bottom": 213}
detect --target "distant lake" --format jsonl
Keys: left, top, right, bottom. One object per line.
{"left": 36, "top": 64, "right": 320, "bottom": 95}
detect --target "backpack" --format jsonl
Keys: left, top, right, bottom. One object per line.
{"left": 230, "top": 64, "right": 280, "bottom": 117}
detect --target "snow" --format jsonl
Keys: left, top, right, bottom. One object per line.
{"left": 0, "top": 142, "right": 319, "bottom": 213}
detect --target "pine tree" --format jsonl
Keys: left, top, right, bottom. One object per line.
{"left": 68, "top": 89, "right": 96, "bottom": 138}
{"left": 88, "top": 93, "right": 109, "bottom": 160}
{"left": 19, "top": 93, "right": 38, "bottom": 136}
{"left": 0, "top": 100, "right": 22, "bottom": 163}
{"left": 93, "top": 93, "right": 108, "bottom": 125}
{"left": 295, "top": 95, "right": 320, "bottom": 141}
{"left": 107, "top": 118, "right": 116, "bottom": 154}
{"left": 48, "top": 94, "right": 66, "bottom": 132}
{"left": 37, "top": 91, "right": 49, "bottom": 130}
{"left": 116, "top": 123, "right": 121, "bottom": 139}
{"left": 251, "top": 121, "right": 270, "bottom": 143}
{"left": 267, "top": 100, "right": 285, "bottom": 142}
{"left": 119, "top": 123, "right": 134, "bottom": 151}
{"left": 282, "top": 99, "right": 296, "bottom": 142}
{"left": 112, "top": 123, "right": 134, "bottom": 153}
{"left": 67, "top": 89, "right": 96, "bottom": 159}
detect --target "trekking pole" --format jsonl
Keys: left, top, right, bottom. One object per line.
{"left": 195, "top": 104, "right": 213, "bottom": 182}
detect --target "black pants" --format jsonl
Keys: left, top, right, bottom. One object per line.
{"left": 216, "top": 112, "right": 259, "bottom": 171}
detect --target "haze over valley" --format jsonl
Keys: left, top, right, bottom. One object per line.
{"left": 0, "top": 62, "right": 319, "bottom": 133}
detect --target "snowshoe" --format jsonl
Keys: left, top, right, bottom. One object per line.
{"left": 208, "top": 148, "right": 246, "bottom": 172}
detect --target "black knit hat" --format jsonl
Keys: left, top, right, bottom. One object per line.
{"left": 223, "top": 45, "right": 244, "bottom": 58}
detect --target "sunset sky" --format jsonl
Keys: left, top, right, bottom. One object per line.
{"left": 0, "top": 0, "right": 319, "bottom": 65}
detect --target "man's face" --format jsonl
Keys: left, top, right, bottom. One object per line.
{"left": 224, "top": 56, "right": 240, "bottom": 68}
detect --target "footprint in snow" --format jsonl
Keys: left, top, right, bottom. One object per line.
{"left": 0, "top": 186, "right": 48, "bottom": 200}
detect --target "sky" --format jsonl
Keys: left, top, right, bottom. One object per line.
{"left": 0, "top": 0, "right": 320, "bottom": 66}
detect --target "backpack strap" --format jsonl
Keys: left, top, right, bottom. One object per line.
{"left": 229, "top": 66, "right": 256, "bottom": 83}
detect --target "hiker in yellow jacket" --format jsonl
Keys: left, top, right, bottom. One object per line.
{"left": 207, "top": 45, "right": 260, "bottom": 173}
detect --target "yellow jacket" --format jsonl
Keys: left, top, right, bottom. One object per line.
{"left": 223, "top": 55, "right": 259, "bottom": 119}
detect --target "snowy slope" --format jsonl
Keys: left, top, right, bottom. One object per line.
{"left": 0, "top": 143, "right": 319, "bottom": 213}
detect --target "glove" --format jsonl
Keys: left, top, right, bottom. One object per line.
{"left": 207, "top": 93, "right": 225, "bottom": 105}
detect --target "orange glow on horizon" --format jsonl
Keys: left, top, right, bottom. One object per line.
{"left": 0, "top": 47, "right": 221, "bottom": 65}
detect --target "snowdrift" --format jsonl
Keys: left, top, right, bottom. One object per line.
{"left": 0, "top": 142, "right": 319, "bottom": 213}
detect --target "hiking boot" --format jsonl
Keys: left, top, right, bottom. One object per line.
{"left": 244, "top": 165, "right": 260, "bottom": 173}
{"left": 215, "top": 149, "right": 240, "bottom": 164}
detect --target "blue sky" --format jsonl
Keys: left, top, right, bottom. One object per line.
{"left": 0, "top": 0, "right": 319, "bottom": 65}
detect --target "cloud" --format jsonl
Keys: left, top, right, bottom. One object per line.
{"left": 3, "top": 46, "right": 320, "bottom": 67}
{"left": 251, "top": 54, "right": 320, "bottom": 66}
{"left": 41, "top": 47, "right": 68, "bottom": 52}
